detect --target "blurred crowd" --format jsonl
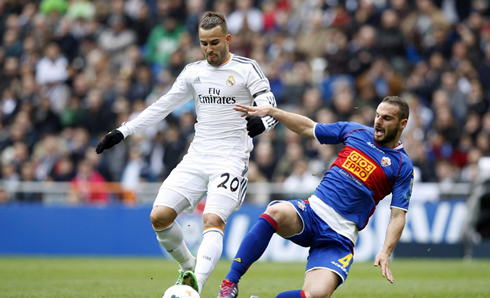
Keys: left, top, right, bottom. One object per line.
{"left": 1, "top": 0, "right": 490, "bottom": 205}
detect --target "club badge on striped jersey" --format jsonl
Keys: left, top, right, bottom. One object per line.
{"left": 381, "top": 157, "right": 391, "bottom": 167}
{"left": 226, "top": 75, "right": 235, "bottom": 87}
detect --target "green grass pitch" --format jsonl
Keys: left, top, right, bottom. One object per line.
{"left": 0, "top": 257, "right": 489, "bottom": 297}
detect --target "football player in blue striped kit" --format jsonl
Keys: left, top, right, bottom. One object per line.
{"left": 218, "top": 96, "right": 413, "bottom": 298}
{"left": 96, "top": 11, "right": 278, "bottom": 295}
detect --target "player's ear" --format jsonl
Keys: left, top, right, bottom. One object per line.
{"left": 226, "top": 34, "right": 231, "bottom": 45}
{"left": 399, "top": 118, "right": 408, "bottom": 130}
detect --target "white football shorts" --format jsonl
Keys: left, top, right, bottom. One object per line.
{"left": 154, "top": 151, "right": 249, "bottom": 221}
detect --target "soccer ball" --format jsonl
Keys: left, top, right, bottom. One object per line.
{"left": 162, "top": 285, "right": 200, "bottom": 298}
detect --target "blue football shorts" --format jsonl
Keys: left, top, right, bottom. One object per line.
{"left": 282, "top": 199, "right": 355, "bottom": 286}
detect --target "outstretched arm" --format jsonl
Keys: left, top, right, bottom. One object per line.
{"left": 234, "top": 104, "right": 317, "bottom": 138}
{"left": 374, "top": 207, "right": 406, "bottom": 284}
{"left": 96, "top": 65, "right": 193, "bottom": 154}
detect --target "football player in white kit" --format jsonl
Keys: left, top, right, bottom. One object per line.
{"left": 95, "top": 11, "right": 278, "bottom": 294}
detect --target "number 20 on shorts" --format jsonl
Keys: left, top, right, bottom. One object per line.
{"left": 217, "top": 173, "right": 240, "bottom": 192}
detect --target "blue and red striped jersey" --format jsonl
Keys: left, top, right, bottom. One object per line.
{"left": 313, "top": 122, "right": 414, "bottom": 230}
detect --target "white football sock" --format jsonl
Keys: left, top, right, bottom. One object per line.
{"left": 154, "top": 222, "right": 195, "bottom": 271}
{"left": 194, "top": 228, "right": 224, "bottom": 293}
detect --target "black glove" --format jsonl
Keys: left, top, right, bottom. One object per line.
{"left": 245, "top": 115, "right": 266, "bottom": 138}
{"left": 96, "top": 129, "right": 124, "bottom": 154}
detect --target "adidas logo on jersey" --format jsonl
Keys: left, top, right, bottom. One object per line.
{"left": 193, "top": 77, "right": 202, "bottom": 84}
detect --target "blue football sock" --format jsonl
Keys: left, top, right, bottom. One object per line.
{"left": 225, "top": 214, "right": 278, "bottom": 283}
{"left": 275, "top": 290, "right": 305, "bottom": 298}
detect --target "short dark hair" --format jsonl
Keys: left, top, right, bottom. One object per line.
{"left": 382, "top": 96, "right": 409, "bottom": 120}
{"left": 199, "top": 11, "right": 228, "bottom": 34}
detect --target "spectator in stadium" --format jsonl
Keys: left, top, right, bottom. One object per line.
{"left": 377, "top": 9, "right": 406, "bottom": 63}
{"left": 478, "top": 43, "right": 490, "bottom": 98}
{"left": 226, "top": 0, "right": 264, "bottom": 34}
{"left": 128, "top": 64, "right": 153, "bottom": 102}
{"left": 324, "top": 30, "right": 352, "bottom": 76}
{"left": 301, "top": 87, "right": 323, "bottom": 119}
{"left": 308, "top": 143, "right": 337, "bottom": 177}
{"left": 120, "top": 146, "right": 149, "bottom": 191}
{"left": 50, "top": 154, "right": 75, "bottom": 182}
{"left": 282, "top": 61, "right": 313, "bottom": 105}
{"left": 68, "top": 158, "right": 108, "bottom": 205}
{"left": 272, "top": 141, "right": 306, "bottom": 183}
{"left": 350, "top": 0, "right": 381, "bottom": 32}
{"left": 184, "top": 0, "right": 205, "bottom": 40}
{"left": 282, "top": 159, "right": 321, "bottom": 198}
{"left": 295, "top": 9, "right": 331, "bottom": 61}
{"left": 52, "top": 17, "right": 79, "bottom": 63}
{"left": 439, "top": 70, "right": 468, "bottom": 122}
{"left": 35, "top": 42, "right": 69, "bottom": 112}
{"left": 401, "top": 0, "right": 450, "bottom": 51}
{"left": 33, "top": 96, "right": 62, "bottom": 135}
{"left": 95, "top": 11, "right": 278, "bottom": 295}
{"left": 80, "top": 89, "right": 115, "bottom": 138}
{"left": 1, "top": 163, "right": 20, "bottom": 188}
{"left": 97, "top": 13, "right": 136, "bottom": 65}
{"left": 131, "top": 1, "right": 156, "bottom": 46}
{"left": 245, "top": 160, "right": 270, "bottom": 206}
{"left": 3, "top": 29, "right": 22, "bottom": 58}
{"left": 330, "top": 89, "right": 356, "bottom": 122}
{"left": 0, "top": 57, "right": 20, "bottom": 96}
{"left": 145, "top": 13, "right": 185, "bottom": 67}
{"left": 32, "top": 133, "right": 64, "bottom": 181}
{"left": 219, "top": 96, "right": 413, "bottom": 298}
{"left": 252, "top": 140, "right": 277, "bottom": 181}
{"left": 349, "top": 25, "right": 378, "bottom": 76}
{"left": 16, "top": 161, "right": 43, "bottom": 202}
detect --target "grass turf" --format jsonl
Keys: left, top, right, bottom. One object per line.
{"left": 0, "top": 257, "right": 489, "bottom": 297}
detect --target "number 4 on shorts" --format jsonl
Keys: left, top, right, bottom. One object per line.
{"left": 338, "top": 253, "right": 353, "bottom": 268}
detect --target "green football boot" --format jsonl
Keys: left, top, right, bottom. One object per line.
{"left": 175, "top": 270, "right": 199, "bottom": 292}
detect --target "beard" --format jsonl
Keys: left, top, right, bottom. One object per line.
{"left": 374, "top": 125, "right": 399, "bottom": 146}
{"left": 206, "top": 48, "right": 227, "bottom": 66}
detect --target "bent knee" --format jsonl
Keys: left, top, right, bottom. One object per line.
{"left": 150, "top": 206, "right": 177, "bottom": 228}
{"left": 264, "top": 202, "right": 293, "bottom": 223}
{"left": 264, "top": 202, "right": 302, "bottom": 237}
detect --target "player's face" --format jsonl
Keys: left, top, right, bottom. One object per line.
{"left": 374, "top": 102, "right": 407, "bottom": 147}
{"left": 199, "top": 26, "right": 231, "bottom": 66}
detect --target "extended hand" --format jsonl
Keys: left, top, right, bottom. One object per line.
{"left": 234, "top": 104, "right": 271, "bottom": 117}
{"left": 245, "top": 115, "right": 265, "bottom": 137}
{"left": 96, "top": 129, "right": 124, "bottom": 154}
{"left": 374, "top": 252, "right": 394, "bottom": 283}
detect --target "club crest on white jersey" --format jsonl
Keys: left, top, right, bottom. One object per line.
{"left": 226, "top": 75, "right": 235, "bottom": 87}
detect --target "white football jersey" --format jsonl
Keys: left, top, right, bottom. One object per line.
{"left": 118, "top": 53, "right": 277, "bottom": 159}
